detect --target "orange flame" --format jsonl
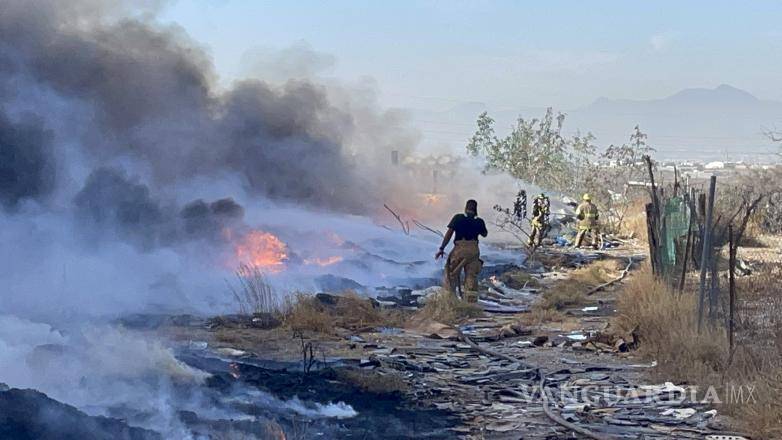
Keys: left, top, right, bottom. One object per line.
{"left": 234, "top": 230, "right": 288, "bottom": 272}
{"left": 422, "top": 193, "right": 443, "bottom": 205}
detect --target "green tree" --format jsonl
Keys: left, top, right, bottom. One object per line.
{"left": 468, "top": 109, "right": 656, "bottom": 234}
{"left": 466, "top": 108, "right": 595, "bottom": 193}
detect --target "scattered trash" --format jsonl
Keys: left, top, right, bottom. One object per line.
{"left": 410, "top": 286, "right": 442, "bottom": 305}
{"left": 377, "top": 327, "right": 402, "bottom": 335}
{"left": 661, "top": 408, "right": 696, "bottom": 419}
{"left": 706, "top": 436, "right": 750, "bottom": 440}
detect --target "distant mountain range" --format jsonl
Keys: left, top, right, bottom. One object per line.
{"left": 410, "top": 85, "right": 782, "bottom": 162}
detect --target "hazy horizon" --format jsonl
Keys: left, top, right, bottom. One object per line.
{"left": 160, "top": 1, "right": 782, "bottom": 161}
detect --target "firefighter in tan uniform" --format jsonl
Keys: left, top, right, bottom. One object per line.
{"left": 528, "top": 193, "right": 549, "bottom": 247}
{"left": 574, "top": 193, "right": 600, "bottom": 249}
{"left": 435, "top": 199, "right": 487, "bottom": 303}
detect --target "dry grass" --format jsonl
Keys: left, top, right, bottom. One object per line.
{"left": 415, "top": 289, "right": 483, "bottom": 326}
{"left": 614, "top": 266, "right": 727, "bottom": 381}
{"left": 335, "top": 368, "right": 409, "bottom": 395}
{"left": 282, "top": 293, "right": 335, "bottom": 334}
{"left": 614, "top": 264, "right": 782, "bottom": 439}
{"left": 538, "top": 287, "right": 586, "bottom": 311}
{"left": 536, "top": 259, "right": 618, "bottom": 311}
{"left": 519, "top": 306, "right": 566, "bottom": 326}
{"left": 332, "top": 292, "right": 405, "bottom": 330}
{"left": 228, "top": 264, "right": 279, "bottom": 315}
{"left": 618, "top": 198, "right": 649, "bottom": 241}
{"left": 498, "top": 269, "right": 541, "bottom": 289}
{"left": 281, "top": 292, "right": 405, "bottom": 335}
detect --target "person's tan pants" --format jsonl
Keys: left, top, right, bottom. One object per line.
{"left": 574, "top": 227, "right": 599, "bottom": 248}
{"left": 443, "top": 240, "right": 482, "bottom": 302}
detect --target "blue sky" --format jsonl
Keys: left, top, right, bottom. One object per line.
{"left": 160, "top": 1, "right": 782, "bottom": 111}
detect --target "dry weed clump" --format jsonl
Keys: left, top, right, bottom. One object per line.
{"left": 332, "top": 292, "right": 405, "bottom": 330}
{"left": 282, "top": 292, "right": 405, "bottom": 335}
{"left": 615, "top": 264, "right": 782, "bottom": 438}
{"left": 618, "top": 198, "right": 649, "bottom": 241}
{"left": 538, "top": 288, "right": 586, "bottom": 311}
{"left": 498, "top": 269, "right": 541, "bottom": 289}
{"left": 519, "top": 306, "right": 566, "bottom": 326}
{"left": 536, "top": 259, "right": 619, "bottom": 311}
{"left": 228, "top": 264, "right": 279, "bottom": 315}
{"left": 282, "top": 293, "right": 335, "bottom": 334}
{"left": 416, "top": 289, "right": 482, "bottom": 326}
{"left": 614, "top": 265, "right": 727, "bottom": 382}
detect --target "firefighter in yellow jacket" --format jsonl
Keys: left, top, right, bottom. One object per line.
{"left": 528, "top": 193, "right": 548, "bottom": 247}
{"left": 574, "top": 193, "right": 600, "bottom": 249}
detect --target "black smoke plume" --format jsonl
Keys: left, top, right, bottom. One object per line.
{"left": 0, "top": 0, "right": 378, "bottom": 222}
{"left": 0, "top": 110, "right": 55, "bottom": 209}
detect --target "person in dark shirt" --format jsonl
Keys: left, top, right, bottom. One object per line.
{"left": 435, "top": 199, "right": 487, "bottom": 302}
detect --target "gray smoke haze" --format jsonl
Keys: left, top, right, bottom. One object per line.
{"left": 0, "top": 4, "right": 526, "bottom": 435}
{"left": 0, "top": 0, "right": 441, "bottom": 322}
{"left": 73, "top": 167, "right": 245, "bottom": 250}
{"left": 0, "top": 0, "right": 385, "bottom": 217}
{"left": 0, "top": 111, "right": 55, "bottom": 208}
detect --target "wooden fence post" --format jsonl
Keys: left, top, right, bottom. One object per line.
{"left": 645, "top": 203, "right": 658, "bottom": 275}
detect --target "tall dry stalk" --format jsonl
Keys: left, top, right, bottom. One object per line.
{"left": 227, "top": 263, "right": 277, "bottom": 315}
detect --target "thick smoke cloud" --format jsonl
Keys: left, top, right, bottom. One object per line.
{"left": 74, "top": 167, "right": 168, "bottom": 249}
{"left": 74, "top": 167, "right": 245, "bottom": 249}
{"left": 0, "top": 0, "right": 377, "bottom": 216}
{"left": 0, "top": 0, "right": 441, "bottom": 323}
{"left": 0, "top": 111, "right": 55, "bottom": 209}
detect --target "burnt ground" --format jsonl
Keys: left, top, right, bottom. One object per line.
{"left": 7, "top": 244, "right": 737, "bottom": 439}
{"left": 142, "top": 244, "right": 734, "bottom": 439}
{"left": 0, "top": 386, "right": 161, "bottom": 440}
{"left": 177, "top": 352, "right": 460, "bottom": 439}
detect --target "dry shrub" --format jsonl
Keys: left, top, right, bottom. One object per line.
{"left": 282, "top": 292, "right": 404, "bottom": 335}
{"left": 336, "top": 368, "right": 409, "bottom": 395}
{"left": 283, "top": 293, "right": 334, "bottom": 334}
{"left": 416, "top": 289, "right": 482, "bottom": 325}
{"left": 333, "top": 292, "right": 406, "bottom": 330}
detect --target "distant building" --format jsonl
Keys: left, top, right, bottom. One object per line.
{"left": 704, "top": 161, "right": 725, "bottom": 170}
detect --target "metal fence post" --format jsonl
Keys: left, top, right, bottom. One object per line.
{"left": 698, "top": 175, "right": 717, "bottom": 332}
{"left": 728, "top": 224, "right": 736, "bottom": 351}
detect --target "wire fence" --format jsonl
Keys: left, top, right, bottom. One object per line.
{"left": 642, "top": 156, "right": 778, "bottom": 351}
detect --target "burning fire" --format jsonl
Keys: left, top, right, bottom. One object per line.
{"left": 233, "top": 230, "right": 288, "bottom": 272}
{"left": 421, "top": 192, "right": 443, "bottom": 206}
{"left": 229, "top": 228, "right": 344, "bottom": 272}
